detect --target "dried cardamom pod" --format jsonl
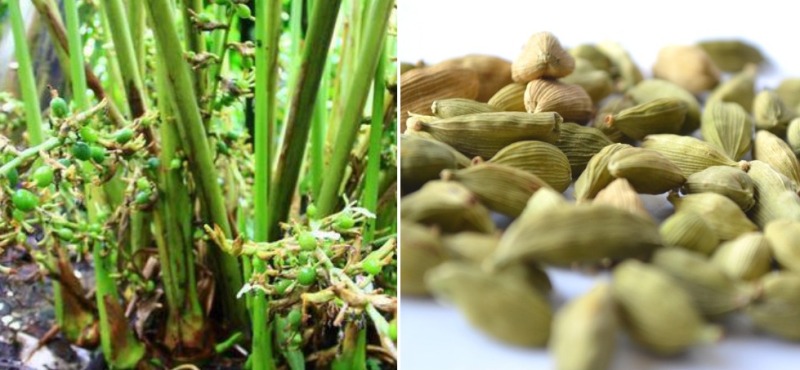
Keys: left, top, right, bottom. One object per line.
{"left": 711, "top": 232, "right": 772, "bottom": 282}
{"left": 512, "top": 31, "right": 575, "bottom": 82}
{"left": 480, "top": 140, "right": 572, "bottom": 192}
{"left": 574, "top": 143, "right": 632, "bottom": 201}
{"left": 551, "top": 283, "right": 617, "bottom": 370}
{"left": 408, "top": 111, "right": 562, "bottom": 159}
{"left": 697, "top": 40, "right": 764, "bottom": 73}
{"left": 653, "top": 45, "right": 720, "bottom": 94}
{"left": 400, "top": 66, "right": 479, "bottom": 131}
{"left": 400, "top": 135, "right": 470, "bottom": 193}
{"left": 524, "top": 79, "right": 594, "bottom": 124}
{"left": 487, "top": 82, "right": 527, "bottom": 112}
{"left": 435, "top": 54, "right": 513, "bottom": 102}
{"left": 659, "top": 211, "right": 719, "bottom": 255}
{"left": 700, "top": 101, "right": 753, "bottom": 160}
{"left": 441, "top": 163, "right": 552, "bottom": 217}
{"left": 627, "top": 78, "right": 702, "bottom": 133}
{"left": 593, "top": 178, "right": 650, "bottom": 220}
{"left": 425, "top": 262, "right": 552, "bottom": 347}
{"left": 652, "top": 248, "right": 752, "bottom": 317}
{"left": 787, "top": 118, "right": 800, "bottom": 157}
{"left": 560, "top": 70, "right": 614, "bottom": 104}
{"left": 707, "top": 64, "right": 757, "bottom": 112}
{"left": 668, "top": 192, "right": 758, "bottom": 241}
{"left": 596, "top": 41, "right": 643, "bottom": 91}
{"left": 441, "top": 232, "right": 499, "bottom": 263}
{"left": 593, "top": 95, "right": 636, "bottom": 142}
{"left": 641, "top": 134, "right": 749, "bottom": 177}
{"left": 753, "top": 130, "right": 800, "bottom": 187}
{"left": 776, "top": 78, "right": 800, "bottom": 111}
{"left": 753, "top": 90, "right": 796, "bottom": 136}
{"left": 764, "top": 220, "right": 800, "bottom": 272}
{"left": 400, "top": 220, "right": 446, "bottom": 296}
{"left": 555, "top": 122, "right": 613, "bottom": 179}
{"left": 492, "top": 205, "right": 661, "bottom": 267}
{"left": 612, "top": 260, "right": 722, "bottom": 355}
{"left": 569, "top": 44, "right": 613, "bottom": 73}
{"left": 747, "top": 160, "right": 800, "bottom": 228}
{"left": 747, "top": 273, "right": 800, "bottom": 340}
{"left": 431, "top": 98, "right": 500, "bottom": 118}
{"left": 604, "top": 98, "right": 687, "bottom": 140}
{"left": 682, "top": 166, "right": 755, "bottom": 212}
{"left": 607, "top": 147, "right": 686, "bottom": 194}
{"left": 401, "top": 181, "right": 496, "bottom": 234}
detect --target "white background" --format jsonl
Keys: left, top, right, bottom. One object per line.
{"left": 398, "top": 0, "right": 800, "bottom": 369}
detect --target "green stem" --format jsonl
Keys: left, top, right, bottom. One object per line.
{"left": 144, "top": 0, "right": 247, "bottom": 331}
{"left": 317, "top": 1, "right": 393, "bottom": 216}
{"left": 103, "top": 0, "right": 148, "bottom": 118}
{"left": 361, "top": 45, "right": 386, "bottom": 244}
{"left": 267, "top": 0, "right": 343, "bottom": 240}
{"left": 252, "top": 0, "right": 282, "bottom": 368}
{"left": 9, "top": 0, "right": 46, "bottom": 145}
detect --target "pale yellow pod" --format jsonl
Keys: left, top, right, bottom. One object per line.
{"left": 551, "top": 283, "right": 617, "bottom": 370}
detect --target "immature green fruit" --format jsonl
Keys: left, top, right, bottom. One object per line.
{"left": 12, "top": 189, "right": 39, "bottom": 212}
{"left": 50, "top": 97, "right": 69, "bottom": 118}
{"left": 401, "top": 181, "right": 495, "bottom": 234}
{"left": 114, "top": 128, "right": 135, "bottom": 144}
{"left": 682, "top": 166, "right": 755, "bottom": 212}
{"left": 701, "top": 101, "right": 753, "bottom": 160}
{"left": 72, "top": 142, "right": 91, "bottom": 161}
{"left": 607, "top": 147, "right": 686, "bottom": 194}
{"left": 32, "top": 166, "right": 54, "bottom": 188}
{"left": 747, "top": 273, "right": 800, "bottom": 340}
{"left": 627, "top": 78, "right": 701, "bottom": 133}
{"left": 711, "top": 232, "right": 772, "bottom": 282}
{"left": 551, "top": 283, "right": 617, "bottom": 370}
{"left": 668, "top": 192, "right": 757, "bottom": 241}
{"left": 642, "top": 134, "right": 748, "bottom": 177}
{"left": 482, "top": 140, "right": 572, "bottom": 192}
{"left": 426, "top": 261, "right": 552, "bottom": 347}
{"left": 604, "top": 98, "right": 687, "bottom": 140}
{"left": 612, "top": 260, "right": 722, "bottom": 355}
{"left": 659, "top": 212, "right": 719, "bottom": 256}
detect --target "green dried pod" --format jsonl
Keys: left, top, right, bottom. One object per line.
{"left": 401, "top": 181, "right": 496, "bottom": 234}
{"left": 700, "top": 101, "right": 753, "bottom": 160}
{"left": 555, "top": 123, "right": 613, "bottom": 178}
{"left": 668, "top": 192, "right": 758, "bottom": 241}
{"left": 787, "top": 118, "right": 800, "bottom": 157}
{"left": 641, "top": 134, "right": 748, "bottom": 177}
{"left": 604, "top": 98, "right": 687, "bottom": 140}
{"left": 659, "top": 212, "right": 719, "bottom": 255}
{"left": 593, "top": 178, "right": 651, "bottom": 220}
{"left": 431, "top": 98, "right": 500, "bottom": 118}
{"left": 764, "top": 220, "right": 800, "bottom": 272}
{"left": 408, "top": 111, "right": 562, "bottom": 159}
{"left": 524, "top": 79, "right": 594, "bottom": 124}
{"left": 607, "top": 147, "right": 686, "bottom": 194}
{"left": 561, "top": 70, "right": 614, "bottom": 104}
{"left": 707, "top": 65, "right": 757, "bottom": 112}
{"left": 652, "top": 248, "right": 752, "bottom": 317}
{"left": 569, "top": 44, "right": 614, "bottom": 73}
{"left": 776, "top": 78, "right": 800, "bottom": 111}
{"left": 512, "top": 31, "right": 575, "bottom": 82}
{"left": 481, "top": 141, "right": 572, "bottom": 192}
{"left": 574, "top": 143, "right": 632, "bottom": 201}
{"left": 697, "top": 40, "right": 764, "bottom": 73}
{"left": 425, "top": 262, "right": 552, "bottom": 347}
{"left": 551, "top": 283, "right": 617, "bottom": 370}
{"left": 612, "top": 260, "right": 722, "bottom": 355}
{"left": 753, "top": 90, "right": 795, "bottom": 136}
{"left": 711, "top": 232, "right": 772, "bottom": 282}
{"left": 492, "top": 205, "right": 661, "bottom": 267}
{"left": 441, "top": 163, "right": 552, "bottom": 217}
{"left": 754, "top": 130, "right": 800, "bottom": 187}
{"left": 653, "top": 45, "right": 720, "bottom": 94}
{"left": 594, "top": 95, "right": 637, "bottom": 142}
{"left": 441, "top": 232, "right": 499, "bottom": 263}
{"left": 400, "top": 135, "right": 470, "bottom": 192}
{"left": 487, "top": 82, "right": 527, "bottom": 112}
{"left": 682, "top": 166, "right": 755, "bottom": 211}
{"left": 627, "top": 79, "right": 702, "bottom": 133}
{"left": 399, "top": 220, "right": 446, "bottom": 296}
{"left": 747, "top": 161, "right": 800, "bottom": 228}
{"left": 747, "top": 273, "right": 800, "bottom": 340}
{"left": 596, "top": 41, "right": 643, "bottom": 91}
{"left": 518, "top": 187, "right": 569, "bottom": 219}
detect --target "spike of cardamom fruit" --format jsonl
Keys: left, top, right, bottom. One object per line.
{"left": 512, "top": 31, "right": 575, "bottom": 82}
{"left": 551, "top": 283, "right": 617, "bottom": 370}
{"left": 711, "top": 232, "right": 772, "bottom": 282}
{"left": 487, "top": 82, "right": 527, "bottom": 112}
{"left": 604, "top": 98, "right": 687, "bottom": 140}
{"left": 746, "top": 273, "right": 800, "bottom": 340}
{"left": 399, "top": 220, "right": 446, "bottom": 296}
{"left": 659, "top": 211, "right": 720, "bottom": 255}
{"left": 607, "top": 147, "right": 686, "bottom": 194}
{"left": 668, "top": 192, "right": 758, "bottom": 241}
{"left": 753, "top": 130, "right": 800, "bottom": 187}
{"left": 524, "top": 79, "right": 594, "bottom": 124}
{"left": 627, "top": 78, "right": 702, "bottom": 133}
{"left": 556, "top": 123, "right": 613, "bottom": 179}
{"left": 612, "top": 260, "right": 722, "bottom": 355}
{"left": 401, "top": 180, "right": 496, "bottom": 234}
{"left": 701, "top": 101, "right": 753, "bottom": 160}
{"left": 764, "top": 220, "right": 800, "bottom": 272}
{"left": 574, "top": 143, "right": 632, "bottom": 201}
{"left": 431, "top": 98, "right": 500, "bottom": 118}
{"left": 641, "top": 134, "right": 748, "bottom": 177}
{"left": 682, "top": 166, "right": 755, "bottom": 211}
{"left": 483, "top": 141, "right": 572, "bottom": 192}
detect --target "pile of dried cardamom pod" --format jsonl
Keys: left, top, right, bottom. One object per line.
{"left": 400, "top": 31, "right": 800, "bottom": 368}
